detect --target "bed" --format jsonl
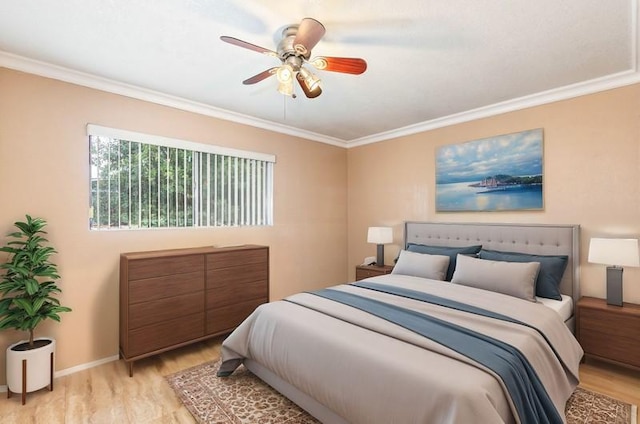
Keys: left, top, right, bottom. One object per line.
{"left": 219, "top": 222, "right": 584, "bottom": 424}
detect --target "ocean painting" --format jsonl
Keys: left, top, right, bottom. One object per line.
{"left": 436, "top": 129, "right": 543, "bottom": 212}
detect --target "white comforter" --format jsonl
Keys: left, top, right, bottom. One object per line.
{"left": 219, "top": 275, "right": 584, "bottom": 424}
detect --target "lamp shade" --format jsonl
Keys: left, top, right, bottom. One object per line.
{"left": 588, "top": 238, "right": 640, "bottom": 267}
{"left": 367, "top": 227, "right": 393, "bottom": 244}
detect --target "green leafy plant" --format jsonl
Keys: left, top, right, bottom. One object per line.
{"left": 0, "top": 215, "right": 71, "bottom": 348}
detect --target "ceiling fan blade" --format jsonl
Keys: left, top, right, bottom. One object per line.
{"left": 296, "top": 72, "right": 322, "bottom": 98}
{"left": 220, "top": 36, "right": 277, "bottom": 57}
{"left": 293, "top": 18, "right": 326, "bottom": 57}
{"left": 242, "top": 67, "right": 278, "bottom": 85}
{"left": 310, "top": 57, "right": 367, "bottom": 75}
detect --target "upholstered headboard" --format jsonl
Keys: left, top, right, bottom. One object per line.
{"left": 404, "top": 222, "right": 580, "bottom": 304}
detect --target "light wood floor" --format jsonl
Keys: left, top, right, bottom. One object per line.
{"left": 1, "top": 337, "right": 639, "bottom": 423}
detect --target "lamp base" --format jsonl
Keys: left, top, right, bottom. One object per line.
{"left": 606, "top": 266, "right": 623, "bottom": 306}
{"left": 376, "top": 244, "right": 385, "bottom": 267}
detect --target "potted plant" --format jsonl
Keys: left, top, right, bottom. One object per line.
{"left": 0, "top": 215, "right": 71, "bottom": 404}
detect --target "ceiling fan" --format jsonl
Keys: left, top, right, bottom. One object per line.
{"left": 220, "top": 17, "right": 367, "bottom": 99}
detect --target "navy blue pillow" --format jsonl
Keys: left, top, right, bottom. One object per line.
{"left": 478, "top": 249, "right": 568, "bottom": 300}
{"left": 406, "top": 243, "right": 482, "bottom": 281}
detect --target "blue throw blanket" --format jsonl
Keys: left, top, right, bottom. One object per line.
{"left": 307, "top": 287, "right": 562, "bottom": 424}
{"left": 353, "top": 281, "right": 565, "bottom": 365}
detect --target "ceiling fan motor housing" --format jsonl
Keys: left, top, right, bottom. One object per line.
{"left": 278, "top": 25, "right": 310, "bottom": 61}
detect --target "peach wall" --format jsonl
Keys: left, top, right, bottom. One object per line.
{"left": 1, "top": 65, "right": 639, "bottom": 387}
{"left": 0, "top": 68, "right": 348, "bottom": 385}
{"left": 348, "top": 83, "right": 640, "bottom": 304}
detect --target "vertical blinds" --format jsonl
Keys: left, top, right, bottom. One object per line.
{"left": 88, "top": 125, "right": 274, "bottom": 230}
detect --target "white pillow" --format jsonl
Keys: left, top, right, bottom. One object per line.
{"left": 391, "top": 250, "right": 450, "bottom": 281}
{"left": 451, "top": 254, "right": 540, "bottom": 301}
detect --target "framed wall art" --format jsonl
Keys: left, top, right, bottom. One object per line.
{"left": 435, "top": 128, "right": 543, "bottom": 212}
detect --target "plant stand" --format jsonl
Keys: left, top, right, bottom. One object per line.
{"left": 6, "top": 338, "right": 55, "bottom": 405}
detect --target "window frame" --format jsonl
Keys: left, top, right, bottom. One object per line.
{"left": 88, "top": 124, "right": 275, "bottom": 230}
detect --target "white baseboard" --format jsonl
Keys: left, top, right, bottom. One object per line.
{"left": 0, "top": 354, "right": 120, "bottom": 393}
{"left": 54, "top": 354, "right": 121, "bottom": 378}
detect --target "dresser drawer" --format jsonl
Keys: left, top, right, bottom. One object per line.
{"left": 128, "top": 312, "right": 205, "bottom": 357}
{"left": 206, "top": 280, "right": 268, "bottom": 309}
{"left": 206, "top": 298, "right": 266, "bottom": 335}
{"left": 129, "top": 292, "right": 203, "bottom": 329}
{"left": 128, "top": 255, "right": 204, "bottom": 280}
{"left": 207, "top": 248, "right": 268, "bottom": 269}
{"left": 580, "top": 328, "right": 640, "bottom": 368}
{"left": 207, "top": 262, "right": 268, "bottom": 288}
{"left": 129, "top": 270, "right": 204, "bottom": 304}
{"left": 355, "top": 266, "right": 393, "bottom": 281}
{"left": 580, "top": 310, "right": 640, "bottom": 339}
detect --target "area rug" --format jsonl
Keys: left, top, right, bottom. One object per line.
{"left": 166, "top": 359, "right": 637, "bottom": 424}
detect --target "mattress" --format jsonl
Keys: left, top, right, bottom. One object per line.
{"left": 537, "top": 294, "right": 573, "bottom": 322}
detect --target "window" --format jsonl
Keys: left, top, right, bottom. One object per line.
{"left": 88, "top": 125, "right": 275, "bottom": 230}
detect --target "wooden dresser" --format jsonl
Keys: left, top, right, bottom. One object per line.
{"left": 120, "top": 245, "right": 269, "bottom": 376}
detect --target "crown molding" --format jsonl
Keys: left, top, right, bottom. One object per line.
{"left": 0, "top": 51, "right": 347, "bottom": 147}
{"left": 346, "top": 69, "right": 640, "bottom": 148}
{"left": 347, "top": 0, "right": 640, "bottom": 147}
{"left": 2, "top": 33, "right": 639, "bottom": 151}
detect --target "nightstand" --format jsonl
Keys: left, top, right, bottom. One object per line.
{"left": 355, "top": 264, "right": 394, "bottom": 281}
{"left": 576, "top": 296, "right": 640, "bottom": 370}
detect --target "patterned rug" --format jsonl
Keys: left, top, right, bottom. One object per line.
{"left": 166, "top": 359, "right": 637, "bottom": 424}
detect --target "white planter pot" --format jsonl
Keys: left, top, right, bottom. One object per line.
{"left": 6, "top": 337, "right": 55, "bottom": 394}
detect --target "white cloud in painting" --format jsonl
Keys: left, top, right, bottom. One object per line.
{"left": 436, "top": 129, "right": 543, "bottom": 184}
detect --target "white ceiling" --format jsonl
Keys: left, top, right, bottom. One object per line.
{"left": 0, "top": 0, "right": 638, "bottom": 147}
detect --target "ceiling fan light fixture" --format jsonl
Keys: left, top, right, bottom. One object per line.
{"left": 277, "top": 80, "right": 294, "bottom": 97}
{"left": 276, "top": 64, "right": 294, "bottom": 84}
{"left": 298, "top": 67, "right": 321, "bottom": 93}
{"left": 296, "top": 72, "right": 322, "bottom": 98}
{"left": 276, "top": 64, "right": 295, "bottom": 97}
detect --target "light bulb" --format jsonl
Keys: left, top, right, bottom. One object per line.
{"left": 276, "top": 65, "right": 293, "bottom": 83}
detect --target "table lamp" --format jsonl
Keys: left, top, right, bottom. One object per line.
{"left": 588, "top": 237, "right": 640, "bottom": 306}
{"left": 367, "top": 227, "right": 393, "bottom": 267}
